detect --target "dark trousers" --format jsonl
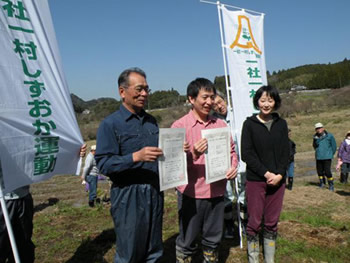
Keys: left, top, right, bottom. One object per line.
{"left": 110, "top": 184, "right": 163, "bottom": 263}
{"left": 0, "top": 194, "right": 35, "bottom": 263}
{"left": 176, "top": 192, "right": 225, "bottom": 256}
{"left": 316, "top": 159, "right": 333, "bottom": 179}
{"left": 246, "top": 181, "right": 285, "bottom": 237}
{"left": 86, "top": 175, "right": 98, "bottom": 201}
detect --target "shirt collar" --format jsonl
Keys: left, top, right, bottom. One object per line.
{"left": 119, "top": 104, "right": 146, "bottom": 122}
{"left": 189, "top": 110, "right": 216, "bottom": 127}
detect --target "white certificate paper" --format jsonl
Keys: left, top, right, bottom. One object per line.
{"left": 201, "top": 127, "right": 231, "bottom": 184}
{"left": 158, "top": 128, "right": 188, "bottom": 191}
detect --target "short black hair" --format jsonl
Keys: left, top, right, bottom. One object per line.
{"left": 118, "top": 67, "right": 146, "bottom": 87}
{"left": 253, "top": 85, "right": 281, "bottom": 110}
{"left": 187, "top": 78, "right": 216, "bottom": 99}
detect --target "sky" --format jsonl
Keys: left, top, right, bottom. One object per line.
{"left": 48, "top": 0, "right": 350, "bottom": 101}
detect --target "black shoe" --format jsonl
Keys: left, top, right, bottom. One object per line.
{"left": 88, "top": 201, "right": 95, "bottom": 207}
{"left": 102, "top": 196, "right": 110, "bottom": 203}
{"left": 96, "top": 198, "right": 101, "bottom": 204}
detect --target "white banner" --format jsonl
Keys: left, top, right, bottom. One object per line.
{"left": 220, "top": 5, "right": 267, "bottom": 171}
{"left": 0, "top": 0, "right": 83, "bottom": 193}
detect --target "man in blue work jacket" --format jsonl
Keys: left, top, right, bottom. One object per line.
{"left": 95, "top": 67, "right": 164, "bottom": 263}
{"left": 313, "top": 122, "right": 337, "bottom": 191}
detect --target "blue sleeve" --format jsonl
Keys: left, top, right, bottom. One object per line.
{"left": 95, "top": 119, "right": 142, "bottom": 176}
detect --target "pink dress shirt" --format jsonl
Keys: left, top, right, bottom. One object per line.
{"left": 171, "top": 110, "right": 238, "bottom": 198}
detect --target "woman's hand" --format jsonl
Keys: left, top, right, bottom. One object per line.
{"left": 266, "top": 174, "right": 283, "bottom": 186}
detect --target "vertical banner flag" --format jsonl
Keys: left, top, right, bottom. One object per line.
{"left": 0, "top": 0, "right": 83, "bottom": 193}
{"left": 220, "top": 5, "right": 267, "bottom": 171}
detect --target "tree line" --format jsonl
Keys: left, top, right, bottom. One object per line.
{"left": 72, "top": 58, "right": 350, "bottom": 125}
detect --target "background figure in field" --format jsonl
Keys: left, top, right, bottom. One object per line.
{"left": 241, "top": 85, "right": 289, "bottom": 263}
{"left": 312, "top": 123, "right": 337, "bottom": 191}
{"left": 82, "top": 145, "right": 100, "bottom": 207}
{"left": 0, "top": 145, "right": 86, "bottom": 263}
{"left": 336, "top": 130, "right": 350, "bottom": 184}
{"left": 286, "top": 129, "right": 296, "bottom": 190}
{"left": 212, "top": 90, "right": 246, "bottom": 239}
{"left": 0, "top": 181, "right": 35, "bottom": 263}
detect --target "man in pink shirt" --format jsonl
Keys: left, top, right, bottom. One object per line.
{"left": 171, "top": 78, "right": 238, "bottom": 263}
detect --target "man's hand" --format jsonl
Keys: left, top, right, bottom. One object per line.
{"left": 226, "top": 166, "right": 238, "bottom": 180}
{"left": 133, "top": 147, "right": 163, "bottom": 162}
{"left": 80, "top": 144, "right": 87, "bottom": 157}
{"left": 193, "top": 138, "right": 208, "bottom": 159}
{"left": 183, "top": 141, "right": 190, "bottom": 152}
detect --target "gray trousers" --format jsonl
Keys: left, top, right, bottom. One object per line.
{"left": 176, "top": 191, "right": 225, "bottom": 256}
{"left": 110, "top": 184, "right": 164, "bottom": 263}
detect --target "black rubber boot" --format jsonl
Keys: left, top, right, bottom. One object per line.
{"left": 319, "top": 177, "right": 324, "bottom": 188}
{"left": 328, "top": 179, "right": 334, "bottom": 192}
{"left": 287, "top": 177, "right": 293, "bottom": 190}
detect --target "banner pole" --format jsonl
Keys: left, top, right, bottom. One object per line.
{"left": 216, "top": 2, "right": 231, "bottom": 109}
{"left": 0, "top": 185, "right": 21, "bottom": 263}
{"left": 216, "top": 1, "right": 243, "bottom": 249}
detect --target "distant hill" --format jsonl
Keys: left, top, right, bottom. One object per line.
{"left": 71, "top": 94, "right": 120, "bottom": 113}
{"left": 214, "top": 58, "right": 350, "bottom": 93}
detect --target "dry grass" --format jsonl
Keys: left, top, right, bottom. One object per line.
{"left": 29, "top": 88, "right": 350, "bottom": 262}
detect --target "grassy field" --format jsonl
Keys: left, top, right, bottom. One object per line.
{"left": 29, "top": 89, "right": 350, "bottom": 262}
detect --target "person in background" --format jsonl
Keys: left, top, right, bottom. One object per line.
{"left": 313, "top": 122, "right": 337, "bottom": 191}
{"left": 336, "top": 130, "right": 350, "bottom": 184}
{"left": 286, "top": 129, "right": 296, "bottom": 190}
{"left": 81, "top": 145, "right": 100, "bottom": 207}
{"left": 212, "top": 90, "right": 245, "bottom": 239}
{"left": 172, "top": 78, "right": 238, "bottom": 263}
{"left": 241, "top": 85, "right": 289, "bottom": 263}
{"left": 0, "top": 144, "right": 86, "bottom": 263}
{"left": 95, "top": 68, "right": 164, "bottom": 263}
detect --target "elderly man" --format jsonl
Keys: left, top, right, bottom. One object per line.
{"left": 313, "top": 122, "right": 337, "bottom": 191}
{"left": 95, "top": 68, "right": 164, "bottom": 263}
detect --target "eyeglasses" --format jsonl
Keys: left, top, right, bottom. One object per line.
{"left": 213, "top": 99, "right": 225, "bottom": 109}
{"left": 123, "top": 85, "right": 151, "bottom": 94}
{"left": 134, "top": 85, "right": 151, "bottom": 94}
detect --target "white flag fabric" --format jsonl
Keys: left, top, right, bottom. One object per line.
{"left": 220, "top": 5, "right": 267, "bottom": 171}
{"left": 0, "top": 0, "right": 83, "bottom": 193}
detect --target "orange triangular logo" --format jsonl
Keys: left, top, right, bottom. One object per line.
{"left": 230, "top": 15, "right": 262, "bottom": 55}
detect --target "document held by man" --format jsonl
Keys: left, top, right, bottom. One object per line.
{"left": 201, "top": 127, "right": 231, "bottom": 184}
{"left": 158, "top": 128, "right": 188, "bottom": 191}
